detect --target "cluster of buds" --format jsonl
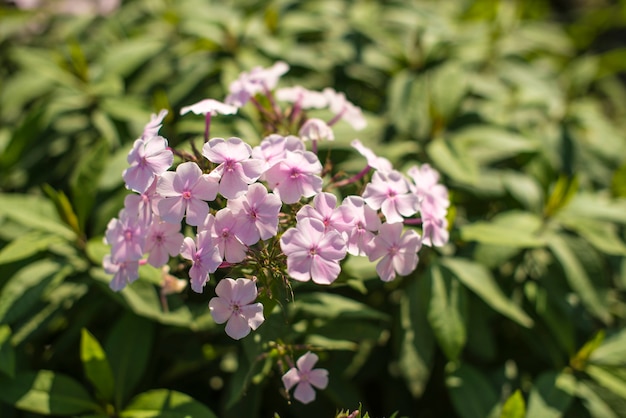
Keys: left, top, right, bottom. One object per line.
{"left": 103, "top": 62, "right": 449, "bottom": 404}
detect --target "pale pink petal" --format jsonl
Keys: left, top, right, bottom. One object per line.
{"left": 376, "top": 255, "right": 396, "bottom": 282}
{"left": 240, "top": 303, "right": 264, "bottom": 330}
{"left": 209, "top": 297, "right": 232, "bottom": 324}
{"left": 308, "top": 369, "right": 329, "bottom": 389}
{"left": 282, "top": 368, "right": 300, "bottom": 391}
{"left": 294, "top": 382, "right": 316, "bottom": 404}
{"left": 310, "top": 257, "right": 341, "bottom": 284}
{"left": 158, "top": 197, "right": 185, "bottom": 225}
{"left": 233, "top": 278, "right": 258, "bottom": 304}
{"left": 156, "top": 172, "right": 178, "bottom": 197}
{"left": 214, "top": 277, "right": 236, "bottom": 300}
{"left": 225, "top": 314, "right": 251, "bottom": 340}
{"left": 296, "top": 352, "right": 319, "bottom": 372}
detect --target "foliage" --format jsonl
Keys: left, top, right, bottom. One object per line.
{"left": 1, "top": 0, "right": 626, "bottom": 417}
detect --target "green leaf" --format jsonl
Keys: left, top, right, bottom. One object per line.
{"left": 558, "top": 218, "right": 626, "bottom": 256}
{"left": 576, "top": 380, "right": 619, "bottom": 418}
{"left": 0, "top": 370, "right": 99, "bottom": 415}
{"left": 526, "top": 371, "right": 575, "bottom": 418}
{"left": 105, "top": 313, "right": 155, "bottom": 409}
{"left": 0, "top": 260, "right": 71, "bottom": 324}
{"left": 120, "top": 389, "right": 217, "bottom": 418}
{"left": 589, "top": 328, "right": 626, "bottom": 367}
{"left": 70, "top": 139, "right": 109, "bottom": 232}
{"left": 570, "top": 330, "right": 605, "bottom": 371}
{"left": 447, "top": 363, "right": 499, "bottom": 418}
{"left": 611, "top": 163, "right": 626, "bottom": 198}
{"left": 398, "top": 276, "right": 435, "bottom": 397}
{"left": 0, "top": 193, "right": 75, "bottom": 239}
{"left": 0, "top": 231, "right": 66, "bottom": 265}
{"left": 292, "top": 293, "right": 389, "bottom": 321}
{"left": 427, "top": 137, "right": 478, "bottom": 185}
{"left": 441, "top": 258, "right": 533, "bottom": 328}
{"left": 0, "top": 325, "right": 15, "bottom": 378}
{"left": 585, "top": 365, "right": 626, "bottom": 399}
{"left": 430, "top": 60, "right": 467, "bottom": 122}
{"left": 41, "top": 184, "right": 81, "bottom": 236}
{"left": 99, "top": 38, "right": 165, "bottom": 77}
{"left": 451, "top": 126, "right": 539, "bottom": 165}
{"left": 500, "top": 389, "right": 526, "bottom": 418}
{"left": 427, "top": 263, "right": 467, "bottom": 361}
{"left": 546, "top": 233, "right": 611, "bottom": 323}
{"left": 460, "top": 211, "right": 545, "bottom": 248}
{"left": 80, "top": 328, "right": 115, "bottom": 402}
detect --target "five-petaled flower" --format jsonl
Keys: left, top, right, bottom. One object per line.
{"left": 209, "top": 278, "right": 265, "bottom": 340}
{"left": 282, "top": 351, "right": 329, "bottom": 404}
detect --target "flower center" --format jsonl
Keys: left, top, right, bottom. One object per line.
{"left": 221, "top": 228, "right": 230, "bottom": 238}
{"left": 124, "top": 229, "right": 133, "bottom": 241}
{"left": 225, "top": 159, "right": 236, "bottom": 172}
{"left": 182, "top": 190, "right": 192, "bottom": 200}
{"left": 290, "top": 168, "right": 301, "bottom": 179}
{"left": 309, "top": 246, "right": 318, "bottom": 256}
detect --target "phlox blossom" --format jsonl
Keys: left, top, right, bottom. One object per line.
{"left": 123, "top": 135, "right": 173, "bottom": 193}
{"left": 202, "top": 137, "right": 265, "bottom": 199}
{"left": 157, "top": 162, "right": 218, "bottom": 226}
{"left": 104, "top": 209, "right": 145, "bottom": 263}
{"left": 124, "top": 177, "right": 160, "bottom": 225}
{"left": 275, "top": 86, "right": 327, "bottom": 109}
{"left": 142, "top": 109, "right": 168, "bottom": 139}
{"left": 145, "top": 219, "right": 184, "bottom": 267}
{"left": 350, "top": 139, "right": 393, "bottom": 173}
{"left": 225, "top": 61, "right": 289, "bottom": 107}
{"left": 251, "top": 134, "right": 304, "bottom": 175}
{"left": 299, "top": 118, "right": 334, "bottom": 142}
{"left": 407, "top": 164, "right": 450, "bottom": 247}
{"left": 368, "top": 222, "right": 421, "bottom": 282}
{"left": 179, "top": 99, "right": 238, "bottom": 116}
{"left": 296, "top": 192, "right": 352, "bottom": 234}
{"left": 180, "top": 230, "right": 222, "bottom": 293}
{"left": 209, "top": 278, "right": 265, "bottom": 340}
{"left": 280, "top": 218, "right": 347, "bottom": 285}
{"left": 103, "top": 255, "right": 139, "bottom": 292}
{"left": 340, "top": 196, "right": 381, "bottom": 256}
{"left": 323, "top": 88, "right": 366, "bottom": 130}
{"left": 227, "top": 183, "right": 282, "bottom": 245}
{"left": 362, "top": 170, "right": 419, "bottom": 223}
{"left": 208, "top": 208, "right": 248, "bottom": 263}
{"left": 264, "top": 150, "right": 323, "bottom": 204}
{"left": 282, "top": 351, "right": 329, "bottom": 404}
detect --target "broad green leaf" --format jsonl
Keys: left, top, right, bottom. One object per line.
{"left": 544, "top": 175, "right": 579, "bottom": 218}
{"left": 430, "top": 60, "right": 467, "bottom": 122}
{"left": 502, "top": 171, "right": 544, "bottom": 212}
{"left": 81, "top": 328, "right": 115, "bottom": 402}
{"left": 427, "top": 137, "right": 478, "bottom": 185}
{"left": 70, "top": 138, "right": 109, "bottom": 232}
{"left": 99, "top": 38, "right": 164, "bottom": 77}
{"left": 427, "top": 263, "right": 467, "bottom": 361}
{"left": 398, "top": 276, "right": 435, "bottom": 397}
{"left": 558, "top": 218, "right": 626, "bottom": 256}
{"left": 570, "top": 330, "right": 605, "bottom": 371}
{"left": 0, "top": 260, "right": 71, "bottom": 324}
{"left": 447, "top": 363, "right": 499, "bottom": 418}
{"left": 576, "top": 380, "right": 619, "bottom": 418}
{"left": 500, "top": 389, "right": 526, "bottom": 418}
{"left": 585, "top": 365, "right": 626, "bottom": 399}
{"left": 441, "top": 258, "right": 533, "bottom": 328}
{"left": 0, "top": 325, "right": 15, "bottom": 378}
{"left": 0, "top": 230, "right": 66, "bottom": 265}
{"left": 292, "top": 293, "right": 389, "bottom": 321}
{"left": 452, "top": 126, "right": 539, "bottom": 165}
{"left": 589, "top": 328, "right": 626, "bottom": 367}
{"left": 41, "top": 184, "right": 81, "bottom": 236}
{"left": 106, "top": 314, "right": 155, "bottom": 409}
{"left": 526, "top": 371, "right": 575, "bottom": 418}
{"left": 0, "top": 370, "right": 99, "bottom": 415}
{"left": 460, "top": 211, "right": 545, "bottom": 248}
{"left": 0, "top": 193, "right": 75, "bottom": 239}
{"left": 546, "top": 233, "right": 611, "bottom": 323}
{"left": 120, "top": 389, "right": 217, "bottom": 418}
{"left": 556, "top": 193, "right": 626, "bottom": 224}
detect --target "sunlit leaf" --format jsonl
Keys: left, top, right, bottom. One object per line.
{"left": 120, "top": 389, "right": 217, "bottom": 418}
{"left": 526, "top": 371, "right": 575, "bottom": 418}
{"left": 80, "top": 328, "right": 115, "bottom": 403}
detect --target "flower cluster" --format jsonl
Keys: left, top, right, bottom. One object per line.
{"left": 103, "top": 61, "right": 449, "bottom": 403}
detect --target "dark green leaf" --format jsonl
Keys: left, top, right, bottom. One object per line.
{"left": 460, "top": 211, "right": 545, "bottom": 248}
{"left": 105, "top": 313, "right": 155, "bottom": 409}
{"left": 526, "top": 371, "right": 575, "bottom": 418}
{"left": 120, "top": 389, "right": 217, "bottom": 418}
{"left": 0, "top": 231, "right": 66, "bottom": 265}
{"left": 80, "top": 328, "right": 115, "bottom": 402}
{"left": 447, "top": 363, "right": 499, "bottom": 418}
{"left": 0, "top": 325, "right": 15, "bottom": 378}
{"left": 0, "top": 370, "right": 99, "bottom": 415}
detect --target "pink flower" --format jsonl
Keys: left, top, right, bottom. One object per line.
{"left": 145, "top": 219, "right": 184, "bottom": 267}
{"left": 209, "top": 278, "right": 265, "bottom": 340}
{"left": 202, "top": 137, "right": 265, "bottom": 199}
{"left": 103, "top": 255, "right": 139, "bottom": 292}
{"left": 323, "top": 88, "right": 366, "bottom": 130}
{"left": 209, "top": 208, "right": 248, "bottom": 263}
{"left": 142, "top": 109, "right": 168, "bottom": 139}
{"left": 180, "top": 230, "right": 222, "bottom": 293}
{"left": 340, "top": 196, "right": 381, "bottom": 256}
{"left": 105, "top": 209, "right": 146, "bottom": 263}
{"left": 296, "top": 192, "right": 352, "bottom": 234}
{"left": 123, "top": 136, "right": 173, "bottom": 193}
{"left": 350, "top": 139, "right": 393, "bottom": 173}
{"left": 124, "top": 177, "right": 161, "bottom": 226}
{"left": 179, "top": 99, "right": 238, "bottom": 116}
{"left": 299, "top": 118, "right": 335, "bottom": 142}
{"left": 368, "top": 222, "right": 421, "bottom": 282}
{"left": 225, "top": 61, "right": 290, "bottom": 107}
{"left": 362, "top": 170, "right": 419, "bottom": 223}
{"left": 227, "top": 183, "right": 282, "bottom": 245}
{"left": 282, "top": 352, "right": 329, "bottom": 404}
{"left": 280, "top": 218, "right": 347, "bottom": 285}
{"left": 275, "top": 86, "right": 327, "bottom": 109}
{"left": 157, "top": 162, "right": 218, "bottom": 226}
{"left": 251, "top": 134, "right": 304, "bottom": 175}
{"left": 264, "top": 150, "right": 323, "bottom": 204}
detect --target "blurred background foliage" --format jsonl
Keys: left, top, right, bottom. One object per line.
{"left": 1, "top": 0, "right": 626, "bottom": 417}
